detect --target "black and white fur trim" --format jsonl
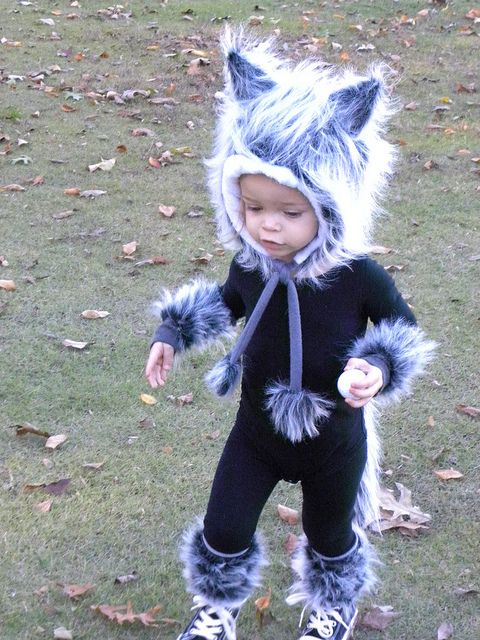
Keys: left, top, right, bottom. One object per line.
{"left": 180, "top": 521, "right": 267, "bottom": 609}
{"left": 152, "top": 279, "right": 235, "bottom": 352}
{"left": 348, "top": 318, "right": 436, "bottom": 403}
{"left": 205, "top": 354, "right": 242, "bottom": 397}
{"left": 287, "top": 529, "right": 377, "bottom": 611}
{"left": 207, "top": 29, "right": 397, "bottom": 284}
{"left": 264, "top": 381, "right": 334, "bottom": 443}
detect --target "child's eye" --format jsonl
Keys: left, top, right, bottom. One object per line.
{"left": 284, "top": 211, "right": 302, "bottom": 218}
{"left": 247, "top": 206, "right": 262, "bottom": 213}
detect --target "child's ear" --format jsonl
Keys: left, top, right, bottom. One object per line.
{"left": 329, "top": 77, "right": 382, "bottom": 135}
{"left": 226, "top": 50, "right": 276, "bottom": 101}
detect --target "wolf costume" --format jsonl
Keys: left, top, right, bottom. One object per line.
{"left": 151, "top": 31, "right": 434, "bottom": 640}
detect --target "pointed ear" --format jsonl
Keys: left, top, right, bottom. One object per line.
{"left": 227, "top": 50, "right": 275, "bottom": 101}
{"left": 330, "top": 78, "right": 382, "bottom": 135}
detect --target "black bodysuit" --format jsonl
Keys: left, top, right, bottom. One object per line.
{"left": 154, "top": 256, "right": 416, "bottom": 557}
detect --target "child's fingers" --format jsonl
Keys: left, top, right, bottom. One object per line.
{"left": 160, "top": 344, "right": 174, "bottom": 382}
{"left": 145, "top": 343, "right": 165, "bottom": 388}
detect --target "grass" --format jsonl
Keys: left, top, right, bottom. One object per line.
{"left": 1, "top": 1, "right": 479, "bottom": 639}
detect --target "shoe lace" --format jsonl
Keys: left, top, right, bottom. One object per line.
{"left": 298, "top": 607, "right": 348, "bottom": 639}
{"left": 188, "top": 596, "right": 237, "bottom": 640}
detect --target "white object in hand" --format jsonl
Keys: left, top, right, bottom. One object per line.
{"left": 337, "top": 369, "right": 367, "bottom": 399}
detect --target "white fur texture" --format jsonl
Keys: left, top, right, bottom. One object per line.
{"left": 180, "top": 520, "right": 267, "bottom": 609}
{"left": 205, "top": 355, "right": 242, "bottom": 397}
{"left": 264, "top": 381, "right": 334, "bottom": 443}
{"left": 152, "top": 279, "right": 235, "bottom": 351}
{"left": 207, "top": 30, "right": 397, "bottom": 284}
{"left": 348, "top": 319, "right": 436, "bottom": 403}
{"left": 287, "top": 529, "right": 378, "bottom": 611}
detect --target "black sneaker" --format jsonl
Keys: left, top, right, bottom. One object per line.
{"left": 176, "top": 598, "right": 240, "bottom": 640}
{"left": 297, "top": 605, "right": 358, "bottom": 640}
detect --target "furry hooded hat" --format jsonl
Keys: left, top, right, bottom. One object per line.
{"left": 207, "top": 29, "right": 396, "bottom": 282}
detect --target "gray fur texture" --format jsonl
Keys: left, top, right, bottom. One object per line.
{"left": 348, "top": 319, "right": 436, "bottom": 403}
{"left": 205, "top": 355, "right": 242, "bottom": 397}
{"left": 287, "top": 529, "right": 377, "bottom": 611}
{"left": 207, "top": 29, "right": 396, "bottom": 283}
{"left": 264, "top": 381, "right": 334, "bottom": 443}
{"left": 180, "top": 521, "right": 267, "bottom": 609}
{"left": 152, "top": 279, "right": 235, "bottom": 352}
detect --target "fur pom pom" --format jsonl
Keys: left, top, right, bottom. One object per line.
{"left": 287, "top": 529, "right": 377, "bottom": 611}
{"left": 348, "top": 319, "right": 436, "bottom": 403}
{"left": 264, "top": 382, "right": 334, "bottom": 443}
{"left": 205, "top": 355, "right": 242, "bottom": 397}
{"left": 152, "top": 279, "right": 235, "bottom": 352}
{"left": 180, "top": 521, "right": 267, "bottom": 608}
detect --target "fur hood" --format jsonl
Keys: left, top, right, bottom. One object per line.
{"left": 206, "top": 29, "right": 397, "bottom": 283}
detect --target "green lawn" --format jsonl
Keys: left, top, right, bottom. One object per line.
{"left": 1, "top": 1, "right": 479, "bottom": 639}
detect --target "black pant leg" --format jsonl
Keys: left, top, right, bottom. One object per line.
{"left": 301, "top": 439, "right": 368, "bottom": 557}
{"left": 203, "top": 424, "right": 280, "bottom": 555}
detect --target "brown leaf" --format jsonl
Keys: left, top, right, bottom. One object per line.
{"left": 434, "top": 468, "right": 464, "bottom": 481}
{"left": 12, "top": 423, "right": 50, "bottom": 438}
{"left": 88, "top": 157, "right": 115, "bottom": 172}
{"left": 190, "top": 253, "right": 213, "bottom": 264}
{"left": 34, "top": 498, "right": 53, "bottom": 513}
{"left": 80, "top": 189, "right": 107, "bottom": 198}
{"left": 203, "top": 430, "right": 221, "bottom": 440}
{"left": 45, "top": 434, "right": 67, "bottom": 450}
{"left": 427, "top": 415, "right": 435, "bottom": 427}
{"left": 158, "top": 204, "right": 176, "bottom": 217}
{"left": 359, "top": 605, "right": 400, "bottom": 631}
{"left": 176, "top": 393, "right": 193, "bottom": 405}
{"left": 384, "top": 264, "right": 405, "bottom": 272}
{"left": 52, "top": 209, "right": 76, "bottom": 220}
{"left": 186, "top": 57, "right": 210, "bottom": 75}
{"left": 369, "top": 245, "right": 394, "bottom": 255}
{"left": 424, "top": 159, "right": 439, "bottom": 170}
{"left": 61, "top": 104, "right": 76, "bottom": 112}
{"left": 63, "top": 582, "right": 96, "bottom": 599}
{"left": 284, "top": 533, "right": 299, "bottom": 555}
{"left": 91, "top": 601, "right": 161, "bottom": 627}
{"left": 277, "top": 504, "right": 300, "bottom": 525}
{"left": 437, "top": 621, "right": 454, "bottom": 639}
{"left": 64, "top": 187, "right": 81, "bottom": 196}
{"left": 456, "top": 404, "right": 480, "bottom": 419}
{"left": 0, "top": 279, "right": 16, "bottom": 291}
{"left": 131, "top": 128, "right": 155, "bottom": 137}
{"left": 148, "top": 156, "right": 162, "bottom": 168}
{"left": 139, "top": 417, "right": 155, "bottom": 429}
{"left": 122, "top": 241, "right": 138, "bottom": 255}
{"left": 44, "top": 478, "right": 71, "bottom": 495}
{"left": 465, "top": 9, "right": 480, "bottom": 19}
{"left": 82, "top": 461, "right": 105, "bottom": 471}
{"left": 81, "top": 309, "right": 110, "bottom": 319}
{"left": 0, "top": 183, "right": 25, "bottom": 192}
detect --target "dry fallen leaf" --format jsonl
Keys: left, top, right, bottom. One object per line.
{"left": 277, "top": 504, "right": 300, "bottom": 525}
{"left": 359, "top": 605, "right": 400, "bottom": 631}
{"left": 64, "top": 187, "right": 81, "bottom": 196}
{"left": 374, "top": 483, "right": 431, "bottom": 534}
{"left": 255, "top": 588, "right": 271, "bottom": 627}
{"left": 369, "top": 245, "right": 394, "bottom": 255}
{"left": 434, "top": 468, "right": 464, "bottom": 481}
{"left": 12, "top": 422, "right": 50, "bottom": 438}
{"left": 91, "top": 601, "right": 162, "bottom": 627}
{"left": 131, "top": 128, "right": 155, "bottom": 137}
{"left": 45, "top": 434, "right": 67, "bottom": 450}
{"left": 82, "top": 462, "right": 105, "bottom": 471}
{"left": 140, "top": 393, "right": 157, "bottom": 406}
{"left": 115, "top": 571, "right": 139, "bottom": 585}
{"left": 43, "top": 478, "right": 71, "bottom": 495}
{"left": 122, "top": 241, "right": 138, "bottom": 256}
{"left": 456, "top": 404, "right": 480, "bottom": 419}
{"left": 34, "top": 498, "right": 53, "bottom": 513}
{"left": 63, "top": 339, "right": 89, "bottom": 350}
{"left": 88, "top": 157, "right": 116, "bottom": 172}
{"left": 53, "top": 627, "right": 73, "bottom": 640}
{"left": 63, "top": 583, "right": 96, "bottom": 599}
{"left": 0, "top": 279, "right": 16, "bottom": 291}
{"left": 81, "top": 309, "right": 110, "bottom": 319}
{"left": 284, "top": 533, "right": 299, "bottom": 555}
{"left": 80, "top": 189, "right": 107, "bottom": 198}
{"left": 158, "top": 204, "right": 176, "bottom": 217}
{"left": 0, "top": 183, "right": 25, "bottom": 192}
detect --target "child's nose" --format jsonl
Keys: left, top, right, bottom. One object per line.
{"left": 261, "top": 212, "right": 281, "bottom": 230}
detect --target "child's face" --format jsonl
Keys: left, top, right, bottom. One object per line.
{"left": 239, "top": 174, "right": 318, "bottom": 263}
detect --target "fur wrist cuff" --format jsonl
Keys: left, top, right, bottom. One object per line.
{"left": 348, "top": 319, "right": 435, "bottom": 402}
{"left": 152, "top": 280, "right": 235, "bottom": 352}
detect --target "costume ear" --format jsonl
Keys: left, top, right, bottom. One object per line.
{"left": 226, "top": 50, "right": 275, "bottom": 101}
{"left": 329, "top": 78, "right": 382, "bottom": 135}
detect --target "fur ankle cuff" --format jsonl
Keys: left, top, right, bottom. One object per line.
{"left": 287, "top": 530, "right": 377, "bottom": 611}
{"left": 180, "top": 522, "right": 267, "bottom": 608}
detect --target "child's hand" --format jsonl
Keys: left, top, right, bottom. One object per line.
{"left": 145, "top": 341, "right": 174, "bottom": 388}
{"left": 342, "top": 358, "right": 383, "bottom": 408}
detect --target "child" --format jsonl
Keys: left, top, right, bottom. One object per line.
{"left": 145, "top": 31, "right": 434, "bottom": 640}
